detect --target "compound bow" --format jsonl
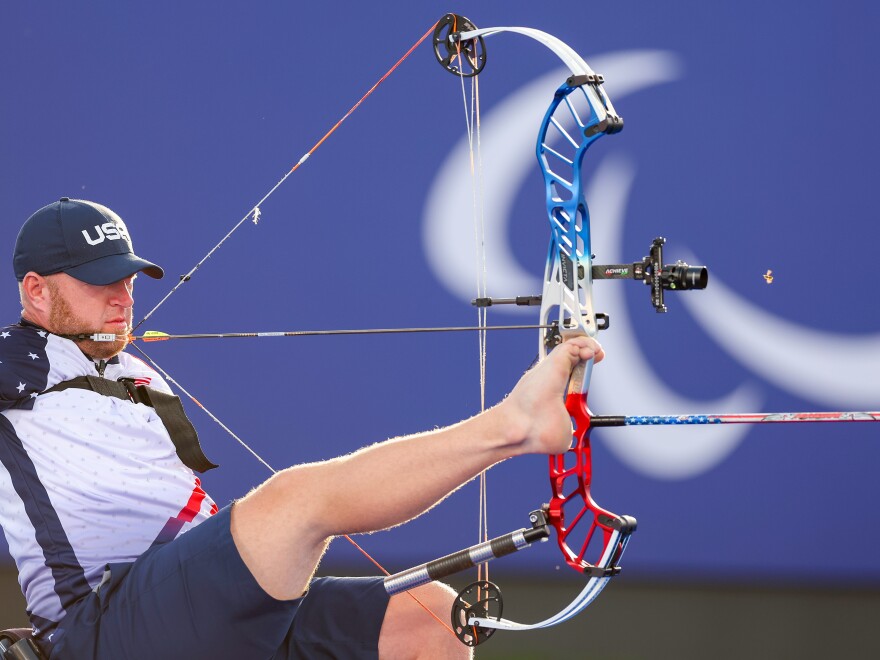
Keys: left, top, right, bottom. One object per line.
{"left": 379, "top": 14, "right": 706, "bottom": 646}
{"left": 103, "top": 12, "right": 708, "bottom": 649}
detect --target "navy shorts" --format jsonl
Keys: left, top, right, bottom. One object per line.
{"left": 48, "top": 505, "right": 390, "bottom": 659}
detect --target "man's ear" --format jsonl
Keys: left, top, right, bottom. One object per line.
{"left": 20, "top": 272, "right": 51, "bottom": 316}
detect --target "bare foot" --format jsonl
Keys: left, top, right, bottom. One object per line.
{"left": 500, "top": 337, "right": 604, "bottom": 455}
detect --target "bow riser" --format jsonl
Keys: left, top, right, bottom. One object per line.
{"left": 538, "top": 80, "right": 618, "bottom": 360}
{"left": 535, "top": 75, "right": 636, "bottom": 575}
{"left": 548, "top": 391, "right": 630, "bottom": 572}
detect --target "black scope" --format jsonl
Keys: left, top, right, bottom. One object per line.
{"left": 661, "top": 263, "right": 708, "bottom": 291}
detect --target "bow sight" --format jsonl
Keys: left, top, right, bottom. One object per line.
{"left": 473, "top": 237, "right": 709, "bottom": 320}
{"left": 593, "top": 236, "right": 708, "bottom": 313}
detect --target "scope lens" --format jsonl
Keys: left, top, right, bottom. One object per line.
{"left": 663, "top": 265, "right": 708, "bottom": 290}
{"left": 683, "top": 266, "right": 708, "bottom": 289}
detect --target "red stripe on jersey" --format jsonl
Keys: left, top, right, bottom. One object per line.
{"left": 178, "top": 478, "right": 208, "bottom": 523}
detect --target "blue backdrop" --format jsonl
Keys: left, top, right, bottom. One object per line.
{"left": 2, "top": 1, "right": 878, "bottom": 587}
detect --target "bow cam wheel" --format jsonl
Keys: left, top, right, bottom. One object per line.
{"left": 433, "top": 13, "right": 487, "bottom": 77}
{"left": 450, "top": 580, "right": 503, "bottom": 646}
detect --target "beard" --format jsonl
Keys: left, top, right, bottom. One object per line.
{"left": 46, "top": 280, "right": 130, "bottom": 360}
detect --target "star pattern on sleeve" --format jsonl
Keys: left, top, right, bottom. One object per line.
{"left": 0, "top": 326, "right": 51, "bottom": 407}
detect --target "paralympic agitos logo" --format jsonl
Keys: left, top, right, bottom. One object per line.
{"left": 425, "top": 48, "right": 880, "bottom": 481}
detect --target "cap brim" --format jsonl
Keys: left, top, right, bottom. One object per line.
{"left": 64, "top": 253, "right": 165, "bottom": 286}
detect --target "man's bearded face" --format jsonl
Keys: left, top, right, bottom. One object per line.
{"left": 46, "top": 276, "right": 131, "bottom": 359}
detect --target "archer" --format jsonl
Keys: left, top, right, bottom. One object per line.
{"left": 0, "top": 198, "right": 603, "bottom": 659}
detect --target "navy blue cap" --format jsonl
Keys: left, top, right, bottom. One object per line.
{"left": 13, "top": 198, "right": 164, "bottom": 285}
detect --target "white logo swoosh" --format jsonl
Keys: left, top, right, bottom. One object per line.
{"left": 679, "top": 269, "right": 880, "bottom": 408}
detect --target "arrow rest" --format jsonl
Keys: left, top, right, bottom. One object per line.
{"left": 541, "top": 318, "right": 609, "bottom": 353}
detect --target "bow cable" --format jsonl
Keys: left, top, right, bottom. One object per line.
{"left": 124, "top": 18, "right": 459, "bottom": 638}
{"left": 128, "top": 340, "right": 457, "bottom": 637}
{"left": 132, "top": 20, "right": 439, "bottom": 333}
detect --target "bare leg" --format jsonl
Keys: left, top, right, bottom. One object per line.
{"left": 230, "top": 337, "right": 603, "bottom": 599}
{"left": 379, "top": 584, "right": 472, "bottom": 660}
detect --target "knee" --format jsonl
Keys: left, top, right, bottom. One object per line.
{"left": 380, "top": 582, "right": 472, "bottom": 660}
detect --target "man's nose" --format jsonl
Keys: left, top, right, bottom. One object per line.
{"left": 109, "top": 281, "right": 134, "bottom": 306}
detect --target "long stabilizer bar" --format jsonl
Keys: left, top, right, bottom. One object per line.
{"left": 383, "top": 510, "right": 550, "bottom": 596}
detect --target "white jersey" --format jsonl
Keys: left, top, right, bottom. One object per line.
{"left": 0, "top": 321, "right": 218, "bottom": 635}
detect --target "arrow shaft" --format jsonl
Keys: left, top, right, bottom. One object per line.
{"left": 591, "top": 412, "right": 880, "bottom": 426}
{"left": 130, "top": 324, "right": 552, "bottom": 342}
